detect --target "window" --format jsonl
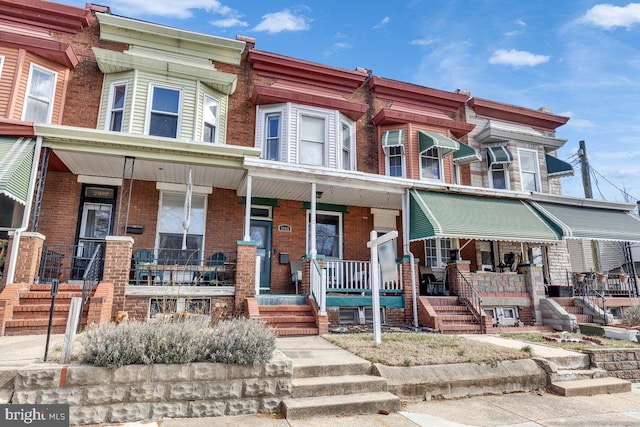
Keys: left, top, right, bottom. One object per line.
{"left": 264, "top": 113, "right": 281, "bottom": 160}
{"left": 202, "top": 95, "right": 218, "bottom": 143}
{"left": 519, "top": 148, "right": 540, "bottom": 191}
{"left": 149, "top": 85, "right": 180, "bottom": 138}
{"left": 156, "top": 192, "right": 205, "bottom": 265}
{"left": 386, "top": 146, "right": 404, "bottom": 177}
{"left": 341, "top": 122, "right": 352, "bottom": 170}
{"left": 107, "top": 83, "right": 127, "bottom": 132}
{"left": 23, "top": 64, "right": 57, "bottom": 123}
{"left": 149, "top": 297, "right": 211, "bottom": 318}
{"left": 424, "top": 238, "right": 452, "bottom": 268}
{"left": 420, "top": 147, "right": 442, "bottom": 180}
{"left": 489, "top": 164, "right": 509, "bottom": 190}
{"left": 307, "top": 211, "right": 342, "bottom": 258}
{"left": 300, "top": 115, "right": 326, "bottom": 166}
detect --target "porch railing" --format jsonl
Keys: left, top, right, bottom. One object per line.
{"left": 324, "top": 260, "right": 403, "bottom": 293}
{"left": 130, "top": 248, "right": 237, "bottom": 286}
{"left": 310, "top": 258, "right": 326, "bottom": 315}
{"left": 571, "top": 271, "right": 636, "bottom": 298}
{"left": 79, "top": 243, "right": 105, "bottom": 330}
{"left": 39, "top": 243, "right": 105, "bottom": 284}
{"left": 573, "top": 273, "right": 609, "bottom": 325}
{"left": 451, "top": 267, "right": 485, "bottom": 333}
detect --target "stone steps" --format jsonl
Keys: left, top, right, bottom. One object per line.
{"left": 291, "top": 374, "right": 388, "bottom": 398}
{"left": 549, "top": 377, "right": 631, "bottom": 396}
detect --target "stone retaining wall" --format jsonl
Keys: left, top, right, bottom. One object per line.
{"left": 584, "top": 349, "right": 640, "bottom": 382}
{"left": 12, "top": 351, "right": 292, "bottom": 425}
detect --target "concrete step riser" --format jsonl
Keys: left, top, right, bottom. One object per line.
{"left": 292, "top": 376, "right": 387, "bottom": 398}
{"left": 282, "top": 392, "right": 400, "bottom": 418}
{"left": 550, "top": 377, "right": 632, "bottom": 396}
{"left": 550, "top": 371, "right": 607, "bottom": 382}
{"left": 546, "top": 355, "right": 591, "bottom": 370}
{"left": 293, "top": 362, "right": 371, "bottom": 379}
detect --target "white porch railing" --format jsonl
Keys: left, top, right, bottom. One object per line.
{"left": 310, "top": 258, "right": 327, "bottom": 315}
{"left": 324, "top": 260, "right": 403, "bottom": 292}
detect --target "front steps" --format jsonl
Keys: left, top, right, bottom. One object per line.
{"left": 550, "top": 377, "right": 631, "bottom": 396}
{"left": 429, "top": 296, "right": 482, "bottom": 334}
{"left": 281, "top": 354, "right": 399, "bottom": 418}
{"left": 257, "top": 295, "right": 318, "bottom": 336}
{"left": 550, "top": 297, "right": 594, "bottom": 324}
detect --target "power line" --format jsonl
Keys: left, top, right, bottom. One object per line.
{"left": 590, "top": 167, "right": 640, "bottom": 202}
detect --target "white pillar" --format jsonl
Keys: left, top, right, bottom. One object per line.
{"left": 310, "top": 182, "right": 317, "bottom": 259}
{"left": 243, "top": 175, "right": 252, "bottom": 241}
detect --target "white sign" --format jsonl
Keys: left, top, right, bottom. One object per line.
{"left": 378, "top": 239, "right": 398, "bottom": 284}
{"left": 367, "top": 230, "right": 398, "bottom": 346}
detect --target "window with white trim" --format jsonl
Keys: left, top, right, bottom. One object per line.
{"left": 202, "top": 95, "right": 218, "bottom": 143}
{"left": 148, "top": 85, "right": 181, "bottom": 138}
{"left": 300, "top": 114, "right": 326, "bottom": 166}
{"left": 424, "top": 238, "right": 452, "bottom": 268}
{"left": 519, "top": 148, "right": 541, "bottom": 191}
{"left": 156, "top": 192, "right": 206, "bottom": 266}
{"left": 23, "top": 64, "right": 57, "bottom": 123}
{"left": 489, "top": 163, "right": 509, "bottom": 190}
{"left": 264, "top": 113, "right": 281, "bottom": 160}
{"left": 420, "top": 147, "right": 442, "bottom": 180}
{"left": 341, "top": 121, "right": 352, "bottom": 170}
{"left": 107, "top": 83, "right": 127, "bottom": 132}
{"left": 386, "top": 146, "right": 405, "bottom": 177}
{"left": 307, "top": 211, "right": 342, "bottom": 259}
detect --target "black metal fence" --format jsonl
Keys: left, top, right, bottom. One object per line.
{"left": 39, "top": 243, "right": 105, "bottom": 284}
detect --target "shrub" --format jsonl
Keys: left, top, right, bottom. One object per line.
{"left": 620, "top": 304, "right": 640, "bottom": 327}
{"left": 78, "top": 317, "right": 276, "bottom": 368}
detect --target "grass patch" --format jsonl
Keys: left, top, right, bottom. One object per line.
{"left": 324, "top": 332, "right": 529, "bottom": 366}
{"left": 500, "top": 331, "right": 640, "bottom": 351}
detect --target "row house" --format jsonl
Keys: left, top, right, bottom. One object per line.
{"left": 2, "top": 0, "right": 640, "bottom": 336}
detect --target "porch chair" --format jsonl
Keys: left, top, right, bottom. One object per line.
{"left": 196, "top": 252, "right": 226, "bottom": 285}
{"left": 290, "top": 260, "right": 302, "bottom": 294}
{"left": 419, "top": 266, "right": 445, "bottom": 295}
{"left": 134, "top": 249, "right": 163, "bottom": 285}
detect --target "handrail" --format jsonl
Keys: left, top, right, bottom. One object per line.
{"left": 79, "top": 243, "right": 105, "bottom": 331}
{"left": 310, "top": 259, "right": 326, "bottom": 315}
{"left": 451, "top": 267, "right": 485, "bottom": 333}
{"left": 574, "top": 273, "right": 608, "bottom": 326}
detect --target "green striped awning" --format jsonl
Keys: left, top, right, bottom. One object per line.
{"left": 418, "top": 130, "right": 459, "bottom": 156}
{"left": 487, "top": 146, "right": 513, "bottom": 167}
{"left": 529, "top": 201, "right": 640, "bottom": 242}
{"left": 410, "top": 190, "right": 560, "bottom": 243}
{"left": 545, "top": 154, "right": 574, "bottom": 178}
{"left": 0, "top": 137, "right": 35, "bottom": 205}
{"left": 381, "top": 129, "right": 405, "bottom": 148}
{"left": 453, "top": 140, "right": 481, "bottom": 164}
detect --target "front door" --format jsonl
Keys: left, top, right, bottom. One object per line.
{"left": 73, "top": 197, "right": 114, "bottom": 279}
{"left": 250, "top": 220, "right": 272, "bottom": 292}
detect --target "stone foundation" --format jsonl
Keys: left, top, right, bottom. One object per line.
{"left": 584, "top": 349, "right": 640, "bottom": 382}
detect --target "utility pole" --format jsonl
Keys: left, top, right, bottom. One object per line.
{"left": 578, "top": 140, "right": 601, "bottom": 273}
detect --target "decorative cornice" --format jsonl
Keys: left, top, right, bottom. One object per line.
{"left": 0, "top": 0, "right": 93, "bottom": 34}
{"left": 248, "top": 49, "right": 368, "bottom": 92}
{"left": 367, "top": 77, "right": 469, "bottom": 113}
{"left": 469, "top": 97, "right": 569, "bottom": 130}
{"left": 0, "top": 31, "right": 78, "bottom": 68}
{"left": 372, "top": 108, "right": 475, "bottom": 138}
{"left": 0, "top": 118, "right": 34, "bottom": 137}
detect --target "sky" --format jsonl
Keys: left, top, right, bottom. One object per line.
{"left": 56, "top": 0, "right": 640, "bottom": 204}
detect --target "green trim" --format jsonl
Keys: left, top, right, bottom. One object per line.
{"left": 302, "top": 254, "right": 326, "bottom": 259}
{"left": 381, "top": 129, "right": 405, "bottom": 147}
{"left": 0, "top": 137, "right": 35, "bottom": 205}
{"left": 453, "top": 140, "right": 481, "bottom": 164}
{"left": 418, "top": 130, "right": 459, "bottom": 155}
{"left": 302, "top": 202, "right": 349, "bottom": 213}
{"left": 487, "top": 146, "right": 513, "bottom": 166}
{"left": 237, "top": 240, "right": 258, "bottom": 246}
{"left": 545, "top": 153, "right": 574, "bottom": 178}
{"left": 326, "top": 295, "right": 405, "bottom": 309}
{"left": 240, "top": 197, "right": 279, "bottom": 207}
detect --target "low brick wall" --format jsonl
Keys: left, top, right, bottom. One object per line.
{"left": 584, "top": 349, "right": 640, "bottom": 382}
{"left": 12, "top": 351, "right": 292, "bottom": 425}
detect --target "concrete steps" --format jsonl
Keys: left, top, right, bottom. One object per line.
{"left": 550, "top": 297, "right": 594, "bottom": 324}
{"left": 550, "top": 377, "right": 631, "bottom": 396}
{"left": 282, "top": 391, "right": 400, "bottom": 418}
{"left": 550, "top": 368, "right": 608, "bottom": 382}
{"left": 258, "top": 304, "right": 318, "bottom": 336}
{"left": 291, "top": 374, "right": 388, "bottom": 398}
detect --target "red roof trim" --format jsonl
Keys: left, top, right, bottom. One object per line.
{"left": 372, "top": 108, "right": 475, "bottom": 138}
{"left": 0, "top": 0, "right": 93, "bottom": 34}
{"left": 249, "top": 49, "right": 367, "bottom": 92}
{"left": 0, "top": 118, "right": 35, "bottom": 137}
{"left": 0, "top": 32, "right": 78, "bottom": 68}
{"left": 252, "top": 85, "right": 368, "bottom": 120}
{"left": 469, "top": 97, "right": 569, "bottom": 130}
{"left": 368, "top": 77, "right": 469, "bottom": 112}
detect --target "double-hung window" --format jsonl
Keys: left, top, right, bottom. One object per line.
{"left": 107, "top": 83, "right": 127, "bottom": 132}
{"left": 23, "top": 64, "right": 57, "bottom": 123}
{"left": 420, "top": 147, "right": 442, "bottom": 180}
{"left": 490, "top": 164, "right": 509, "bottom": 189}
{"left": 156, "top": 192, "right": 205, "bottom": 266}
{"left": 300, "top": 115, "right": 326, "bottom": 166}
{"left": 264, "top": 113, "right": 281, "bottom": 160}
{"left": 424, "top": 238, "right": 452, "bottom": 268}
{"left": 519, "top": 148, "right": 541, "bottom": 191}
{"left": 341, "top": 122, "right": 352, "bottom": 170}
{"left": 202, "top": 95, "right": 218, "bottom": 143}
{"left": 149, "top": 85, "right": 180, "bottom": 138}
{"left": 307, "top": 211, "right": 342, "bottom": 259}
{"left": 387, "top": 146, "right": 404, "bottom": 177}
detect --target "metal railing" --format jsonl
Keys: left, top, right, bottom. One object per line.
{"left": 451, "top": 267, "right": 485, "bottom": 333}
{"left": 130, "top": 248, "right": 237, "bottom": 286}
{"left": 310, "top": 258, "right": 326, "bottom": 315}
{"left": 39, "top": 243, "right": 105, "bottom": 284}
{"left": 324, "top": 259, "right": 403, "bottom": 293}
{"left": 573, "top": 273, "right": 608, "bottom": 325}
{"left": 571, "top": 271, "right": 636, "bottom": 298}
{"left": 79, "top": 243, "right": 105, "bottom": 330}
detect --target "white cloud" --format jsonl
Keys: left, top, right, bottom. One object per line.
{"left": 253, "top": 9, "right": 310, "bottom": 33}
{"left": 489, "top": 49, "right": 550, "bottom": 67}
{"left": 107, "top": 0, "right": 232, "bottom": 19}
{"left": 373, "top": 17, "right": 390, "bottom": 29}
{"left": 210, "top": 17, "right": 248, "bottom": 28}
{"left": 410, "top": 38, "right": 436, "bottom": 46}
{"left": 560, "top": 111, "right": 596, "bottom": 129}
{"left": 323, "top": 42, "right": 352, "bottom": 57}
{"left": 580, "top": 3, "right": 640, "bottom": 29}
{"left": 516, "top": 19, "right": 527, "bottom": 27}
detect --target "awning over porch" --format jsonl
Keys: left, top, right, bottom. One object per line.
{"left": 409, "top": 189, "right": 560, "bottom": 243}
{"left": 529, "top": 201, "right": 640, "bottom": 242}
{"left": 418, "top": 130, "right": 459, "bottom": 156}
{"left": 0, "top": 137, "right": 35, "bottom": 205}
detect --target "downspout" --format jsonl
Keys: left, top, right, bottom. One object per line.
{"left": 6, "top": 136, "right": 42, "bottom": 285}
{"left": 404, "top": 188, "right": 418, "bottom": 328}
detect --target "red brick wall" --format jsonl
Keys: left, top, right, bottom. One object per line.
{"left": 36, "top": 171, "right": 82, "bottom": 246}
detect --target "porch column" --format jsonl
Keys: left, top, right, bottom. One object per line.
{"left": 401, "top": 257, "right": 420, "bottom": 324}
{"left": 446, "top": 260, "right": 471, "bottom": 296}
{"left": 4, "top": 232, "right": 45, "bottom": 288}
{"left": 518, "top": 264, "right": 545, "bottom": 326}
{"left": 310, "top": 182, "right": 317, "bottom": 259}
{"left": 235, "top": 241, "right": 257, "bottom": 316}
{"left": 243, "top": 175, "right": 252, "bottom": 241}
{"left": 103, "top": 236, "right": 134, "bottom": 317}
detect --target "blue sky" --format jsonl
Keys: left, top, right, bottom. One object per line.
{"left": 57, "top": 0, "right": 640, "bottom": 203}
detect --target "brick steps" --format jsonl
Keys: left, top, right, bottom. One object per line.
{"left": 12, "top": 304, "right": 72, "bottom": 320}
{"left": 427, "top": 297, "right": 482, "bottom": 334}
{"left": 259, "top": 303, "right": 318, "bottom": 337}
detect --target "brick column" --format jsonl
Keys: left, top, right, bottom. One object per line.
{"left": 401, "top": 257, "right": 420, "bottom": 325}
{"left": 446, "top": 260, "right": 471, "bottom": 295}
{"left": 300, "top": 256, "right": 322, "bottom": 297}
{"left": 518, "top": 264, "right": 545, "bottom": 325}
{"left": 6, "top": 232, "right": 45, "bottom": 288}
{"left": 102, "top": 236, "right": 134, "bottom": 317}
{"left": 235, "top": 241, "right": 257, "bottom": 316}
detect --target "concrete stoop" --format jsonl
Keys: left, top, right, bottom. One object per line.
{"left": 281, "top": 360, "right": 399, "bottom": 418}
{"left": 550, "top": 377, "right": 632, "bottom": 397}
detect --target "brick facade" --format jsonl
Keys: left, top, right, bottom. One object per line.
{"left": 7, "top": 232, "right": 45, "bottom": 287}
{"left": 234, "top": 242, "right": 257, "bottom": 316}
{"left": 102, "top": 236, "right": 134, "bottom": 317}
